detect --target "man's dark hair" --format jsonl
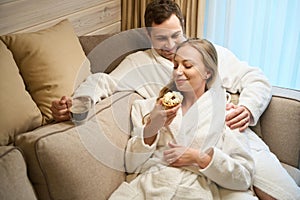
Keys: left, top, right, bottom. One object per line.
{"left": 144, "top": 0, "right": 184, "bottom": 33}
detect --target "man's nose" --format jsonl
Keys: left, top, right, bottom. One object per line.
{"left": 165, "top": 38, "right": 176, "bottom": 49}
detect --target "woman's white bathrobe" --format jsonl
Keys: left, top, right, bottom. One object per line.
{"left": 76, "top": 47, "right": 299, "bottom": 199}
{"left": 109, "top": 77, "right": 257, "bottom": 200}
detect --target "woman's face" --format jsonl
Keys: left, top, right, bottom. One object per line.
{"left": 173, "top": 44, "right": 208, "bottom": 97}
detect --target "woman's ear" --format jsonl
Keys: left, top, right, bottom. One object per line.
{"left": 205, "top": 71, "right": 212, "bottom": 80}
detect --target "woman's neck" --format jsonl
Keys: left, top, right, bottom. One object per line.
{"left": 181, "top": 88, "right": 205, "bottom": 115}
{"left": 181, "top": 93, "right": 198, "bottom": 115}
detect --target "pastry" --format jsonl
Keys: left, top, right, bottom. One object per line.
{"left": 162, "top": 91, "right": 183, "bottom": 109}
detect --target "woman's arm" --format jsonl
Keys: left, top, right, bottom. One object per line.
{"left": 125, "top": 98, "right": 181, "bottom": 173}
{"left": 164, "top": 130, "right": 254, "bottom": 191}
{"left": 125, "top": 99, "right": 158, "bottom": 173}
{"left": 143, "top": 99, "right": 180, "bottom": 145}
{"left": 200, "top": 129, "right": 255, "bottom": 190}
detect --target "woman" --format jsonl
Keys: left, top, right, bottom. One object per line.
{"left": 109, "top": 39, "right": 257, "bottom": 199}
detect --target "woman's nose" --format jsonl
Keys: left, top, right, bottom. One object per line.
{"left": 175, "top": 65, "right": 184, "bottom": 74}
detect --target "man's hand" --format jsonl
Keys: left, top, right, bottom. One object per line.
{"left": 225, "top": 103, "right": 252, "bottom": 132}
{"left": 50, "top": 96, "right": 72, "bottom": 122}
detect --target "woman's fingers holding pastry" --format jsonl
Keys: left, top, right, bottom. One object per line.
{"left": 166, "top": 103, "right": 181, "bottom": 115}
{"left": 164, "top": 104, "right": 181, "bottom": 125}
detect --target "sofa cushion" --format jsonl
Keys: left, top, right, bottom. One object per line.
{"left": 0, "top": 40, "right": 42, "bottom": 145}
{"left": 15, "top": 91, "right": 143, "bottom": 200}
{"left": 1, "top": 19, "right": 91, "bottom": 124}
{"left": 0, "top": 146, "right": 37, "bottom": 199}
{"left": 260, "top": 91, "right": 300, "bottom": 168}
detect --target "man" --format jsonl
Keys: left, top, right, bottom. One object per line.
{"left": 51, "top": 1, "right": 299, "bottom": 199}
{"left": 52, "top": 0, "right": 262, "bottom": 132}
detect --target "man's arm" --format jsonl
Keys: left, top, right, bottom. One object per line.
{"left": 51, "top": 51, "right": 146, "bottom": 122}
{"left": 51, "top": 73, "right": 117, "bottom": 122}
{"left": 73, "top": 73, "right": 117, "bottom": 104}
{"left": 215, "top": 44, "right": 272, "bottom": 128}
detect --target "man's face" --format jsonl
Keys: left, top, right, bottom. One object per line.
{"left": 149, "top": 14, "right": 185, "bottom": 61}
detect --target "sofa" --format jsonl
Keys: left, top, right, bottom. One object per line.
{"left": 0, "top": 19, "right": 299, "bottom": 200}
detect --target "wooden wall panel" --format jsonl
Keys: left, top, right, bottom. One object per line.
{"left": 0, "top": 0, "right": 121, "bottom": 36}
{"left": 71, "top": 1, "right": 121, "bottom": 36}
{"left": 86, "top": 22, "right": 121, "bottom": 35}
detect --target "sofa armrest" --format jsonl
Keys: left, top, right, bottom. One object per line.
{"left": 259, "top": 86, "right": 300, "bottom": 169}
{"left": 15, "top": 91, "right": 143, "bottom": 200}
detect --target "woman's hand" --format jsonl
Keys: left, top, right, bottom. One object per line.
{"left": 50, "top": 96, "right": 72, "bottom": 122}
{"left": 151, "top": 98, "right": 180, "bottom": 125}
{"left": 225, "top": 103, "right": 252, "bottom": 132}
{"left": 144, "top": 99, "right": 180, "bottom": 145}
{"left": 163, "top": 142, "right": 212, "bottom": 169}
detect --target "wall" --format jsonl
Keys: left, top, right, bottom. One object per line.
{"left": 0, "top": 0, "right": 121, "bottom": 35}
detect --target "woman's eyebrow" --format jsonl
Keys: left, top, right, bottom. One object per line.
{"left": 174, "top": 58, "right": 193, "bottom": 64}
{"left": 182, "top": 60, "right": 193, "bottom": 65}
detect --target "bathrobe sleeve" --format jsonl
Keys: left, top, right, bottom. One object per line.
{"left": 200, "top": 128, "right": 255, "bottom": 191}
{"left": 73, "top": 53, "right": 140, "bottom": 104}
{"left": 73, "top": 73, "right": 117, "bottom": 104}
{"left": 125, "top": 98, "right": 160, "bottom": 173}
{"left": 215, "top": 45, "right": 272, "bottom": 125}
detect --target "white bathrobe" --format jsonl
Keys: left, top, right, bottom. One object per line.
{"left": 109, "top": 75, "right": 258, "bottom": 200}
{"left": 76, "top": 47, "right": 299, "bottom": 199}
{"left": 74, "top": 46, "right": 272, "bottom": 126}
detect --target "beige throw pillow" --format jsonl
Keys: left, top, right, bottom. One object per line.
{"left": 1, "top": 19, "right": 91, "bottom": 124}
{"left": 0, "top": 40, "right": 42, "bottom": 145}
{"left": 0, "top": 146, "right": 37, "bottom": 200}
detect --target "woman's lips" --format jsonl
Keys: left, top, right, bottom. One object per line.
{"left": 175, "top": 79, "right": 187, "bottom": 85}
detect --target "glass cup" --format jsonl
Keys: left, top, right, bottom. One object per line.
{"left": 69, "top": 96, "right": 92, "bottom": 124}
{"left": 226, "top": 92, "right": 231, "bottom": 104}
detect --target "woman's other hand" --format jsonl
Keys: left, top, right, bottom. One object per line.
{"left": 164, "top": 142, "right": 212, "bottom": 169}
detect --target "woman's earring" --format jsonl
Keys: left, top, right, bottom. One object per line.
{"left": 204, "top": 74, "right": 210, "bottom": 80}
{"left": 206, "top": 73, "right": 211, "bottom": 80}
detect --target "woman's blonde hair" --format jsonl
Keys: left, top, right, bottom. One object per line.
{"left": 158, "top": 38, "right": 218, "bottom": 99}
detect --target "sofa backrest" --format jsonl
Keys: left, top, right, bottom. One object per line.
{"left": 79, "top": 28, "right": 151, "bottom": 74}
{"left": 259, "top": 87, "right": 300, "bottom": 168}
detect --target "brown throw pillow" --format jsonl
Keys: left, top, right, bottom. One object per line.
{"left": 1, "top": 19, "right": 91, "bottom": 124}
{"left": 0, "top": 40, "right": 42, "bottom": 145}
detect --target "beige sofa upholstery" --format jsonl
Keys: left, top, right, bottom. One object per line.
{"left": 0, "top": 20, "right": 299, "bottom": 200}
